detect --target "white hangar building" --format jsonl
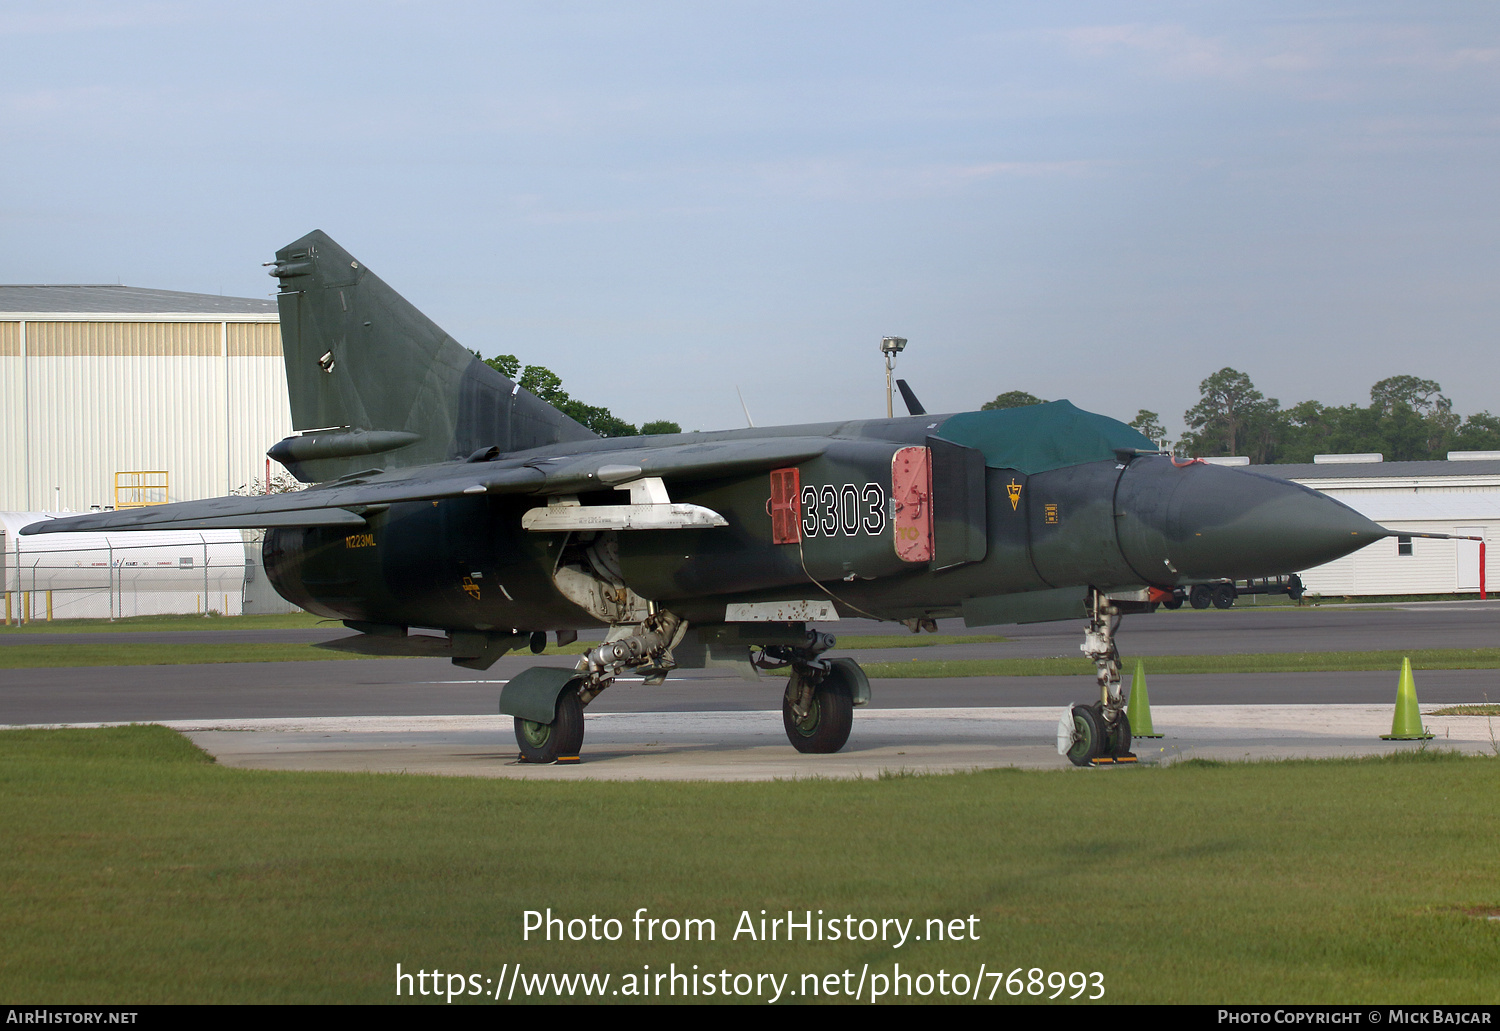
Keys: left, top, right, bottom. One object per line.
{"left": 1, "top": 285, "right": 297, "bottom": 620}
{"left": 1252, "top": 455, "right": 1500, "bottom": 598}
{"left": 0, "top": 285, "right": 292, "bottom": 514}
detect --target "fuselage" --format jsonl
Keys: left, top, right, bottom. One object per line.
{"left": 264, "top": 409, "right": 1385, "bottom": 633}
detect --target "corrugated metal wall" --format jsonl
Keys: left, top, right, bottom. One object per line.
{"left": 0, "top": 318, "right": 292, "bottom": 511}
{"left": 0, "top": 323, "right": 22, "bottom": 514}
{"left": 228, "top": 324, "right": 293, "bottom": 492}
{"left": 27, "top": 321, "right": 221, "bottom": 356}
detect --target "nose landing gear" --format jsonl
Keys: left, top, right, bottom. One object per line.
{"left": 1057, "top": 590, "right": 1139, "bottom": 767}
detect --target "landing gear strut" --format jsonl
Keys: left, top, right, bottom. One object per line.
{"left": 1057, "top": 590, "right": 1137, "bottom": 767}
{"left": 506, "top": 611, "right": 686, "bottom": 763}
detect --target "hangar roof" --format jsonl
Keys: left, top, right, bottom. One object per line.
{"left": 1254, "top": 460, "right": 1500, "bottom": 480}
{"left": 0, "top": 285, "right": 276, "bottom": 316}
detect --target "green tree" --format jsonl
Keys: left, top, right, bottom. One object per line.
{"left": 484, "top": 353, "right": 521, "bottom": 380}
{"left": 1128, "top": 410, "right": 1168, "bottom": 450}
{"left": 1176, "top": 368, "right": 1487, "bottom": 465}
{"left": 472, "top": 351, "right": 678, "bottom": 438}
{"left": 1368, "top": 375, "right": 1457, "bottom": 459}
{"left": 639, "top": 420, "right": 683, "bottom": 435}
{"left": 1453, "top": 412, "right": 1500, "bottom": 452}
{"left": 518, "top": 364, "right": 566, "bottom": 404}
{"left": 1370, "top": 375, "right": 1448, "bottom": 417}
{"left": 981, "top": 390, "right": 1046, "bottom": 410}
{"left": 561, "top": 402, "right": 637, "bottom": 438}
{"left": 1180, "top": 368, "right": 1282, "bottom": 462}
{"left": 1278, "top": 400, "right": 1353, "bottom": 464}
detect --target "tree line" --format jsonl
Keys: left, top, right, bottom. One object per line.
{"left": 986, "top": 370, "right": 1500, "bottom": 464}
{"left": 477, "top": 353, "right": 681, "bottom": 438}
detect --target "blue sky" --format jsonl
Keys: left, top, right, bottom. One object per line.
{"left": 3, "top": 2, "right": 1497, "bottom": 440}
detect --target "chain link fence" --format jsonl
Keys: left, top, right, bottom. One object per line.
{"left": 1, "top": 518, "right": 297, "bottom": 623}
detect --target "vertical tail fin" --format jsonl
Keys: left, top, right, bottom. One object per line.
{"left": 266, "top": 230, "right": 595, "bottom": 482}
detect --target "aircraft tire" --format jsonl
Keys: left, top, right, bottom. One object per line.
{"left": 1162, "top": 594, "right": 1183, "bottom": 610}
{"left": 1064, "top": 704, "right": 1107, "bottom": 767}
{"left": 783, "top": 677, "right": 853, "bottom": 754}
{"left": 514, "top": 688, "right": 584, "bottom": 763}
{"left": 1212, "top": 583, "right": 1237, "bottom": 609}
{"left": 1106, "top": 710, "right": 1132, "bottom": 757}
{"left": 1189, "top": 585, "right": 1212, "bottom": 609}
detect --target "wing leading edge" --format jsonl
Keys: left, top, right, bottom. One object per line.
{"left": 20, "top": 436, "right": 834, "bottom": 536}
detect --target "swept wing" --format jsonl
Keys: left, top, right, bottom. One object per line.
{"left": 20, "top": 436, "right": 833, "bottom": 535}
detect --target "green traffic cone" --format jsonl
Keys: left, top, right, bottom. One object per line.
{"left": 1381, "top": 657, "right": 1433, "bottom": 741}
{"left": 1127, "top": 658, "right": 1163, "bottom": 738}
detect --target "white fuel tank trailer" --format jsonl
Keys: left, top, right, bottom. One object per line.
{"left": 1, "top": 512, "right": 253, "bottom": 621}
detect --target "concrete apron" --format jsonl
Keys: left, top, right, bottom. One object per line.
{"left": 23, "top": 704, "right": 1499, "bottom": 781}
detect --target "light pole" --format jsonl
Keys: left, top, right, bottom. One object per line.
{"left": 881, "top": 336, "right": 907, "bottom": 418}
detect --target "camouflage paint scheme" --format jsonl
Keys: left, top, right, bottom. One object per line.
{"left": 25, "top": 229, "right": 1385, "bottom": 642}
{"left": 23, "top": 231, "right": 1388, "bottom": 760}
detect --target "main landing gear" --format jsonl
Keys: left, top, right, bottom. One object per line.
{"left": 754, "top": 631, "right": 869, "bottom": 754}
{"left": 501, "top": 616, "right": 872, "bottom": 762}
{"left": 1057, "top": 589, "right": 1137, "bottom": 767}
{"left": 504, "top": 611, "right": 685, "bottom": 764}
{"left": 515, "top": 686, "right": 584, "bottom": 764}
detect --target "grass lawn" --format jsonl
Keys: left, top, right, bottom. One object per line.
{"left": 2, "top": 725, "right": 1497, "bottom": 1004}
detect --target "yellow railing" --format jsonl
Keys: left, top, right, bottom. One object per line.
{"left": 115, "top": 471, "right": 169, "bottom": 508}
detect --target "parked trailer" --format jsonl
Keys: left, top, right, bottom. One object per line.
{"left": 1159, "top": 574, "right": 1305, "bottom": 610}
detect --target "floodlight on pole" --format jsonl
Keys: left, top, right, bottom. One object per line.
{"left": 881, "top": 336, "right": 907, "bottom": 418}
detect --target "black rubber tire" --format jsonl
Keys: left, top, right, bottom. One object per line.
{"left": 1106, "top": 710, "right": 1132, "bottom": 757}
{"left": 1189, "top": 585, "right": 1212, "bottom": 609}
{"left": 1065, "top": 704, "right": 1108, "bottom": 767}
{"left": 514, "top": 687, "right": 585, "bottom": 763}
{"left": 783, "top": 676, "right": 854, "bottom": 754}
{"left": 1161, "top": 594, "right": 1183, "bottom": 610}
{"left": 1212, "top": 583, "right": 1237, "bottom": 609}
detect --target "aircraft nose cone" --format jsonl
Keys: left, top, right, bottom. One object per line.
{"left": 1116, "top": 459, "right": 1387, "bottom": 583}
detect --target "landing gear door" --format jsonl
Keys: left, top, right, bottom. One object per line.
{"left": 928, "top": 437, "right": 988, "bottom": 570}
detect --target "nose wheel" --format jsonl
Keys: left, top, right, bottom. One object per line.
{"left": 1057, "top": 704, "right": 1135, "bottom": 766}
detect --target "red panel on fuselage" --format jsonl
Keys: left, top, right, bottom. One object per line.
{"left": 769, "top": 466, "right": 801, "bottom": 544}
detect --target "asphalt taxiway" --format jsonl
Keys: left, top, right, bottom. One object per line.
{"left": 4, "top": 602, "right": 1497, "bottom": 777}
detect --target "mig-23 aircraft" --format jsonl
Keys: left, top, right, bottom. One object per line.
{"left": 24, "top": 231, "right": 1390, "bottom": 766}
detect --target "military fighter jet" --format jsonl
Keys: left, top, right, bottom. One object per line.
{"left": 23, "top": 231, "right": 1389, "bottom": 766}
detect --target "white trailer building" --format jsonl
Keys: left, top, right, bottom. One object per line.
{"left": 1254, "top": 455, "right": 1499, "bottom": 597}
